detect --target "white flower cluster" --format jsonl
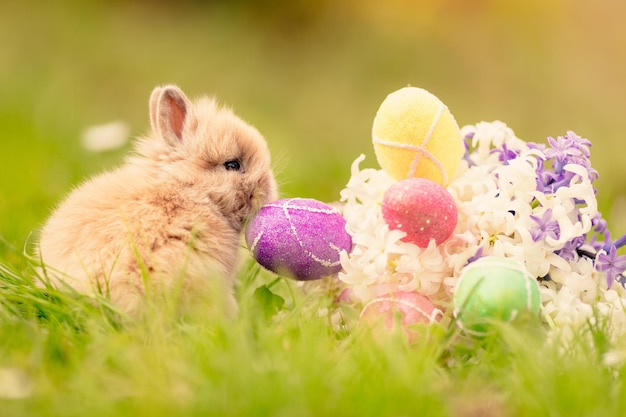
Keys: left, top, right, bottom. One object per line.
{"left": 337, "top": 121, "right": 626, "bottom": 337}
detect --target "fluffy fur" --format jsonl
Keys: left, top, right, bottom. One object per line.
{"left": 37, "top": 85, "right": 278, "bottom": 316}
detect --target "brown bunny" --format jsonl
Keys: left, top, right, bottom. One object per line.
{"left": 37, "top": 85, "right": 278, "bottom": 316}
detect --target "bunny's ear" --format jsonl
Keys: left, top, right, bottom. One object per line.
{"left": 149, "top": 85, "right": 191, "bottom": 146}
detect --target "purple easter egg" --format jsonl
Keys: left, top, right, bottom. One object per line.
{"left": 245, "top": 198, "right": 352, "bottom": 281}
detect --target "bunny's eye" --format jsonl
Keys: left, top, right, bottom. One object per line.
{"left": 224, "top": 159, "right": 241, "bottom": 171}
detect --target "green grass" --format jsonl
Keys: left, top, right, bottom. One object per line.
{"left": 2, "top": 256, "right": 626, "bottom": 416}
{"left": 3, "top": 1, "right": 626, "bottom": 415}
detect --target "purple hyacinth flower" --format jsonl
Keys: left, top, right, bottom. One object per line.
{"left": 564, "top": 131, "right": 592, "bottom": 157}
{"left": 466, "top": 247, "right": 484, "bottom": 265}
{"left": 557, "top": 235, "right": 586, "bottom": 261}
{"left": 545, "top": 135, "right": 582, "bottom": 165}
{"left": 490, "top": 143, "right": 519, "bottom": 166}
{"left": 614, "top": 233, "right": 626, "bottom": 250}
{"left": 596, "top": 245, "right": 626, "bottom": 288}
{"left": 530, "top": 209, "right": 560, "bottom": 242}
{"left": 592, "top": 213, "right": 608, "bottom": 235}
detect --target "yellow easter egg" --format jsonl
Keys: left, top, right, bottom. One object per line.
{"left": 372, "top": 87, "right": 464, "bottom": 185}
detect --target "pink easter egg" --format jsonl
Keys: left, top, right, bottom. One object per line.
{"left": 359, "top": 291, "right": 443, "bottom": 341}
{"left": 245, "top": 198, "right": 352, "bottom": 281}
{"left": 381, "top": 177, "right": 458, "bottom": 247}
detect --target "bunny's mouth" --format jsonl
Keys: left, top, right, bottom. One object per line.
{"left": 231, "top": 198, "right": 254, "bottom": 231}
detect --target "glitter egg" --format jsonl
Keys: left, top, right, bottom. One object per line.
{"left": 359, "top": 291, "right": 443, "bottom": 341}
{"left": 453, "top": 256, "right": 541, "bottom": 335}
{"left": 381, "top": 177, "right": 458, "bottom": 247}
{"left": 245, "top": 198, "right": 352, "bottom": 281}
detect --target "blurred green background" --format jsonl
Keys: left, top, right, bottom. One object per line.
{"left": 2, "top": 0, "right": 626, "bottom": 264}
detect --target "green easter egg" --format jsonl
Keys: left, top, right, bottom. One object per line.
{"left": 453, "top": 256, "right": 540, "bottom": 335}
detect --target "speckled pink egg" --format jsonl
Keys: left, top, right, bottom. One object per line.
{"left": 359, "top": 291, "right": 443, "bottom": 341}
{"left": 245, "top": 198, "right": 352, "bottom": 281}
{"left": 381, "top": 177, "right": 458, "bottom": 247}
